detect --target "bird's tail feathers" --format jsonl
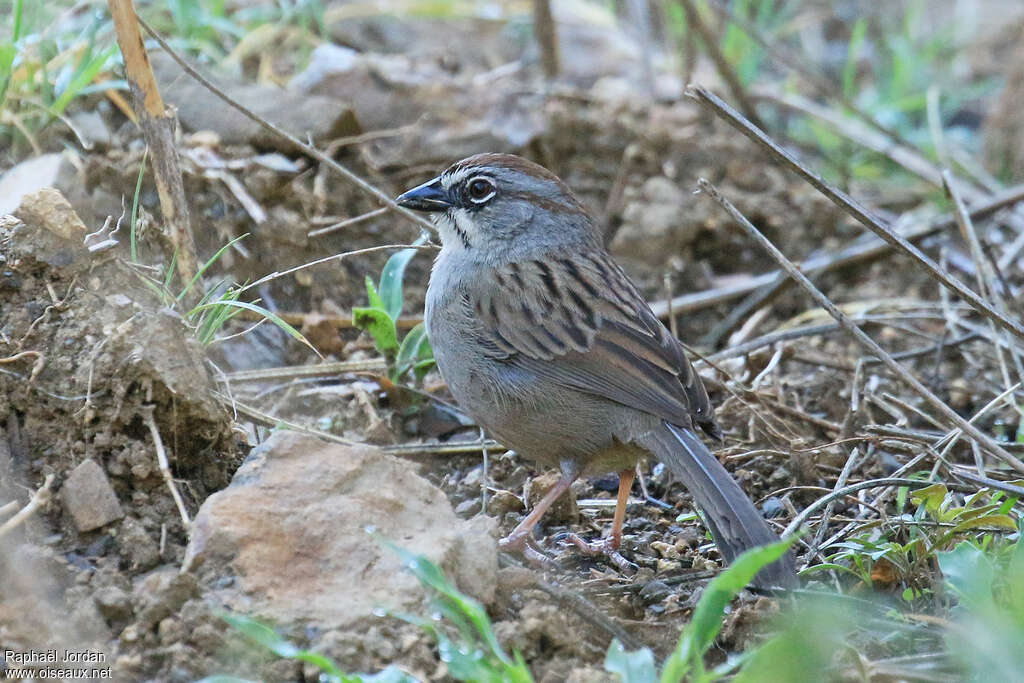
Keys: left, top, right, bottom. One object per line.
{"left": 645, "top": 422, "right": 796, "bottom": 590}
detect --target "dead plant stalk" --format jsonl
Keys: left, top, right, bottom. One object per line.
{"left": 0, "top": 475, "right": 56, "bottom": 540}
{"left": 686, "top": 85, "right": 1024, "bottom": 345}
{"left": 697, "top": 178, "right": 1024, "bottom": 475}
{"left": 140, "top": 406, "right": 191, "bottom": 530}
{"left": 108, "top": 0, "right": 199, "bottom": 292}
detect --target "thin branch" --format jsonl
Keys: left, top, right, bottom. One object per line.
{"left": 140, "top": 405, "right": 191, "bottom": 529}
{"left": 109, "top": 0, "right": 199, "bottom": 290}
{"left": 135, "top": 14, "right": 437, "bottom": 238}
{"left": 0, "top": 475, "right": 55, "bottom": 540}
{"left": 697, "top": 177, "right": 1024, "bottom": 474}
{"left": 686, "top": 85, "right": 1024, "bottom": 344}
{"left": 678, "top": 0, "right": 765, "bottom": 129}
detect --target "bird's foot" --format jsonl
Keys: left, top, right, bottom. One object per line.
{"left": 498, "top": 532, "right": 558, "bottom": 570}
{"left": 559, "top": 534, "right": 637, "bottom": 574}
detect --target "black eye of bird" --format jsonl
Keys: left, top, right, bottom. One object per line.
{"left": 466, "top": 176, "right": 496, "bottom": 204}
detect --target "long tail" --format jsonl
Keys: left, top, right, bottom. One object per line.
{"left": 642, "top": 422, "right": 796, "bottom": 590}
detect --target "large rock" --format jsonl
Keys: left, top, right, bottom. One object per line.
{"left": 184, "top": 432, "right": 497, "bottom": 629}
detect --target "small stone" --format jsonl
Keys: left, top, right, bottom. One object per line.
{"left": 948, "top": 377, "right": 972, "bottom": 411}
{"left": 527, "top": 471, "right": 578, "bottom": 524}
{"left": 455, "top": 498, "right": 481, "bottom": 517}
{"left": 650, "top": 540, "right": 680, "bottom": 560}
{"left": 638, "top": 579, "right": 672, "bottom": 604}
{"left": 657, "top": 558, "right": 682, "bottom": 573}
{"left": 674, "top": 527, "right": 701, "bottom": 548}
{"left": 463, "top": 466, "right": 483, "bottom": 487}
{"left": 61, "top": 459, "right": 124, "bottom": 532}
{"left": 15, "top": 187, "right": 88, "bottom": 242}
{"left": 158, "top": 617, "right": 185, "bottom": 645}
{"left": 117, "top": 518, "right": 160, "bottom": 570}
{"left": 486, "top": 490, "right": 524, "bottom": 516}
{"left": 93, "top": 585, "right": 133, "bottom": 622}
{"left": 761, "top": 497, "right": 785, "bottom": 519}
{"left": 68, "top": 110, "right": 112, "bottom": 149}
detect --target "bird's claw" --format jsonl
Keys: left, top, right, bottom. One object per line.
{"left": 559, "top": 533, "right": 637, "bottom": 574}
{"left": 498, "top": 533, "right": 559, "bottom": 570}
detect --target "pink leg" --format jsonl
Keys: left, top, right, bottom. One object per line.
{"left": 564, "top": 469, "right": 636, "bottom": 572}
{"left": 499, "top": 472, "right": 579, "bottom": 566}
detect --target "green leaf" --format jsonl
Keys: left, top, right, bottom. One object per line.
{"left": 604, "top": 640, "right": 657, "bottom": 683}
{"left": 950, "top": 514, "right": 1019, "bottom": 534}
{"left": 52, "top": 44, "right": 116, "bottom": 115}
{"left": 1007, "top": 535, "right": 1024, "bottom": 619}
{"left": 382, "top": 541, "right": 532, "bottom": 683}
{"left": 394, "top": 323, "right": 432, "bottom": 381}
{"left": 413, "top": 358, "right": 436, "bottom": 381}
{"left": 218, "top": 613, "right": 407, "bottom": 682}
{"left": 937, "top": 541, "right": 995, "bottom": 610}
{"left": 378, "top": 248, "right": 418, "bottom": 321}
{"left": 661, "top": 538, "right": 795, "bottom": 682}
{"left": 177, "top": 233, "right": 249, "bottom": 301}
{"left": 353, "top": 307, "right": 399, "bottom": 356}
{"left": 911, "top": 483, "right": 947, "bottom": 516}
{"left": 365, "top": 276, "right": 386, "bottom": 311}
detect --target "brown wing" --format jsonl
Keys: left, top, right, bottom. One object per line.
{"left": 467, "top": 252, "right": 719, "bottom": 435}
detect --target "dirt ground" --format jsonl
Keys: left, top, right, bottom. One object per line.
{"left": 2, "top": 2, "right": 1024, "bottom": 681}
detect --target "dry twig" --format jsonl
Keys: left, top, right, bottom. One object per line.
{"left": 109, "top": 0, "right": 198, "bottom": 290}
{"left": 0, "top": 475, "right": 55, "bottom": 540}
{"left": 140, "top": 406, "right": 191, "bottom": 530}
{"left": 686, "top": 85, "right": 1024, "bottom": 344}
{"left": 135, "top": 15, "right": 437, "bottom": 239}
{"left": 697, "top": 178, "right": 1024, "bottom": 474}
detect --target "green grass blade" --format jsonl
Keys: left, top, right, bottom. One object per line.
{"left": 129, "top": 150, "right": 148, "bottom": 263}
{"left": 189, "top": 298, "right": 318, "bottom": 354}
{"left": 12, "top": 0, "right": 24, "bottom": 42}
{"left": 177, "top": 233, "right": 249, "bottom": 302}
{"left": 51, "top": 44, "right": 116, "bottom": 116}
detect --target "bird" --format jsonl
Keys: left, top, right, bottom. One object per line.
{"left": 396, "top": 153, "right": 795, "bottom": 590}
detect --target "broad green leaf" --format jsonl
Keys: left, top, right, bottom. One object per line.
{"left": 395, "top": 323, "right": 432, "bottom": 381}
{"left": 604, "top": 640, "right": 656, "bottom": 683}
{"left": 950, "top": 514, "right": 1018, "bottom": 534}
{"left": 353, "top": 307, "right": 399, "bottom": 356}
{"left": 911, "top": 483, "right": 947, "bottom": 516}
{"left": 365, "top": 276, "right": 386, "bottom": 312}
{"left": 378, "top": 248, "right": 418, "bottom": 321}
{"left": 1007, "top": 535, "right": 1024, "bottom": 620}
{"left": 937, "top": 541, "right": 995, "bottom": 611}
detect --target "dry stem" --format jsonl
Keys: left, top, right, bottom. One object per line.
{"left": 697, "top": 178, "right": 1024, "bottom": 475}
{"left": 0, "top": 474, "right": 55, "bottom": 540}
{"left": 687, "top": 85, "right": 1024, "bottom": 344}
{"left": 140, "top": 406, "right": 191, "bottom": 530}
